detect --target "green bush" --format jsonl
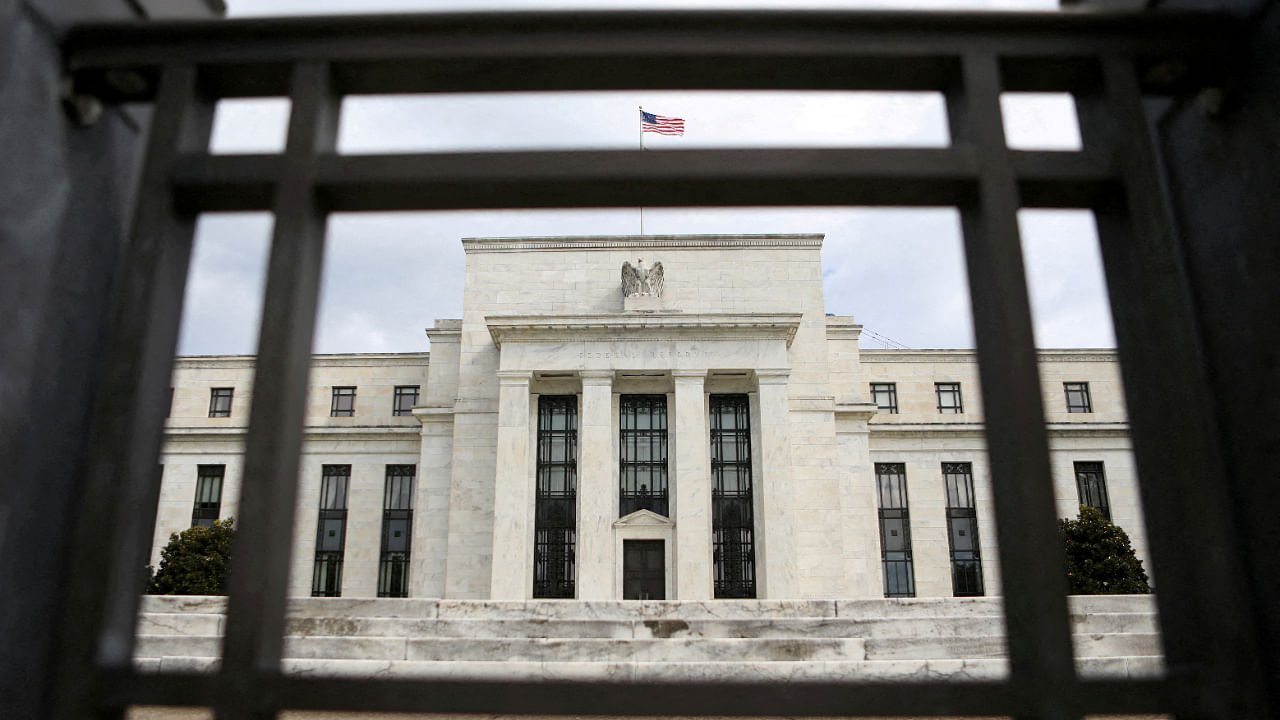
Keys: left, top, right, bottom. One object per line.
{"left": 1059, "top": 506, "right": 1150, "bottom": 594}
{"left": 147, "top": 518, "right": 234, "bottom": 595}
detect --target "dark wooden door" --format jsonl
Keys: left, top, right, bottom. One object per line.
{"left": 623, "top": 540, "right": 665, "bottom": 599}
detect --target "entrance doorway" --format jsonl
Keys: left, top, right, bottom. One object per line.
{"left": 623, "top": 540, "right": 665, "bottom": 599}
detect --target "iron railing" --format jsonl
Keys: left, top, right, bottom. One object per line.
{"left": 54, "top": 7, "right": 1263, "bottom": 719}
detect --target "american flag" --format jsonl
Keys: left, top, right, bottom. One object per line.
{"left": 641, "top": 110, "right": 685, "bottom": 136}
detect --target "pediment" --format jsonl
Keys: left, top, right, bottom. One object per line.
{"left": 613, "top": 509, "right": 674, "bottom": 528}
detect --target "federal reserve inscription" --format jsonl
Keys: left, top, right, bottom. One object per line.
{"left": 579, "top": 348, "right": 715, "bottom": 360}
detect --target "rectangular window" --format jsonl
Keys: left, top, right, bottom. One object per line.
{"left": 1074, "top": 461, "right": 1111, "bottom": 521}
{"left": 943, "top": 462, "right": 984, "bottom": 596}
{"left": 876, "top": 463, "right": 915, "bottom": 598}
{"left": 1064, "top": 382, "right": 1092, "bottom": 413}
{"left": 710, "top": 394, "right": 756, "bottom": 599}
{"left": 330, "top": 386, "right": 356, "bottom": 417}
{"left": 311, "top": 465, "right": 350, "bottom": 597}
{"left": 392, "top": 385, "right": 419, "bottom": 416}
{"left": 191, "top": 465, "right": 224, "bottom": 528}
{"left": 619, "top": 394, "right": 669, "bottom": 517}
{"left": 377, "top": 465, "right": 415, "bottom": 597}
{"left": 534, "top": 396, "right": 577, "bottom": 598}
{"left": 871, "top": 383, "right": 899, "bottom": 414}
{"left": 936, "top": 382, "right": 963, "bottom": 414}
{"left": 208, "top": 387, "right": 233, "bottom": 417}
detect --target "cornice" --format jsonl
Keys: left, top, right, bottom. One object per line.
{"left": 174, "top": 352, "right": 429, "bottom": 370}
{"left": 164, "top": 426, "right": 423, "bottom": 443}
{"left": 463, "top": 234, "right": 824, "bottom": 253}
{"left": 486, "top": 313, "right": 802, "bottom": 348}
{"left": 864, "top": 422, "right": 1130, "bottom": 439}
{"left": 859, "top": 349, "right": 1118, "bottom": 363}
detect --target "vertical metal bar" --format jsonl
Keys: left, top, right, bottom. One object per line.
{"left": 1075, "top": 56, "right": 1263, "bottom": 720}
{"left": 946, "top": 52, "right": 1076, "bottom": 720}
{"left": 217, "top": 61, "right": 338, "bottom": 720}
{"left": 51, "top": 63, "right": 213, "bottom": 720}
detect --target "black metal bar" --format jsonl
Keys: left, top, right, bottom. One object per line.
{"left": 51, "top": 64, "right": 213, "bottom": 720}
{"left": 1075, "top": 56, "right": 1265, "bottom": 720}
{"left": 62, "top": 10, "right": 1233, "bottom": 100}
{"left": 948, "top": 52, "right": 1076, "bottom": 720}
{"left": 216, "top": 60, "right": 338, "bottom": 720}
{"left": 99, "top": 671, "right": 1201, "bottom": 718}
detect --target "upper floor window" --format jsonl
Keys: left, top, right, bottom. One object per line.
{"left": 191, "top": 464, "right": 224, "bottom": 527}
{"left": 1074, "top": 461, "right": 1111, "bottom": 521}
{"left": 330, "top": 386, "right": 356, "bottom": 417}
{"left": 936, "top": 382, "right": 963, "bottom": 414}
{"left": 871, "top": 383, "right": 898, "bottom": 414}
{"left": 208, "top": 388, "right": 233, "bottom": 417}
{"left": 1064, "top": 382, "right": 1092, "bottom": 413}
{"left": 393, "top": 385, "right": 419, "bottom": 416}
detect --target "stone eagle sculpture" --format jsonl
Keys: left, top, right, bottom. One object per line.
{"left": 621, "top": 259, "right": 664, "bottom": 298}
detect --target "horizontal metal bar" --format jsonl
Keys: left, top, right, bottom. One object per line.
{"left": 64, "top": 10, "right": 1235, "bottom": 100}
{"left": 98, "top": 671, "right": 1196, "bottom": 718}
{"left": 171, "top": 148, "right": 1115, "bottom": 213}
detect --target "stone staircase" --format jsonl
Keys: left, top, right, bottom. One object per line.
{"left": 135, "top": 595, "right": 1162, "bottom": 681}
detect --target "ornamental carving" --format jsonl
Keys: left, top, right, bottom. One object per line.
{"left": 621, "top": 259, "right": 664, "bottom": 298}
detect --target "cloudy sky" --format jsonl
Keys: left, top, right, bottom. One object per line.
{"left": 177, "top": 0, "right": 1114, "bottom": 356}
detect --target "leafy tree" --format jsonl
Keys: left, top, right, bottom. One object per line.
{"left": 1060, "top": 506, "right": 1150, "bottom": 594}
{"left": 147, "top": 518, "right": 234, "bottom": 595}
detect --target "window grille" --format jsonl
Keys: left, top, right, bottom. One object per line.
{"left": 1064, "top": 382, "right": 1092, "bottom": 413}
{"left": 377, "top": 464, "right": 414, "bottom": 597}
{"left": 876, "top": 462, "right": 915, "bottom": 598}
{"left": 619, "top": 394, "right": 669, "bottom": 517}
{"left": 943, "top": 462, "right": 984, "bottom": 597}
{"left": 935, "top": 382, "right": 963, "bottom": 414}
{"left": 311, "top": 465, "right": 349, "bottom": 597}
{"left": 191, "top": 464, "right": 224, "bottom": 528}
{"left": 329, "top": 386, "right": 356, "bottom": 417}
{"left": 392, "top": 385, "right": 419, "bottom": 416}
{"left": 1074, "top": 461, "right": 1111, "bottom": 521}
{"left": 710, "top": 394, "right": 755, "bottom": 599}
{"left": 534, "top": 395, "right": 576, "bottom": 598}
{"left": 870, "top": 382, "right": 898, "bottom": 414}
{"left": 208, "top": 387, "right": 233, "bottom": 417}
{"left": 51, "top": 8, "right": 1267, "bottom": 720}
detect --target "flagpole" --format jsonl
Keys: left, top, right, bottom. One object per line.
{"left": 638, "top": 106, "right": 645, "bottom": 235}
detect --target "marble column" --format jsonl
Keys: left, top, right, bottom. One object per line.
{"left": 756, "top": 369, "right": 798, "bottom": 598}
{"left": 673, "top": 370, "right": 713, "bottom": 600}
{"left": 490, "top": 371, "right": 533, "bottom": 600}
{"left": 577, "top": 371, "right": 614, "bottom": 599}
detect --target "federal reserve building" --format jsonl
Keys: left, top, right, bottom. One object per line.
{"left": 152, "top": 233, "right": 1147, "bottom": 604}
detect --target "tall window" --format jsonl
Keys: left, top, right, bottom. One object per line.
{"left": 191, "top": 465, "right": 224, "bottom": 528}
{"left": 871, "top": 383, "right": 899, "bottom": 414}
{"left": 876, "top": 463, "right": 915, "bottom": 597}
{"left": 534, "top": 396, "right": 577, "bottom": 598}
{"left": 935, "top": 383, "right": 963, "bottom": 414}
{"left": 710, "top": 394, "right": 755, "bottom": 598}
{"left": 378, "top": 465, "right": 414, "bottom": 597}
{"left": 208, "top": 387, "right": 233, "bottom": 417}
{"left": 619, "top": 395, "right": 668, "bottom": 517}
{"left": 1074, "top": 461, "right": 1111, "bottom": 521}
{"left": 943, "top": 462, "right": 984, "bottom": 596}
{"left": 1064, "top": 382, "right": 1092, "bottom": 413}
{"left": 330, "top": 387, "right": 356, "bottom": 417}
{"left": 311, "top": 465, "right": 350, "bottom": 597}
{"left": 392, "top": 385, "right": 419, "bottom": 416}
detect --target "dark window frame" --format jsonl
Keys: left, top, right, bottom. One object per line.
{"left": 392, "top": 385, "right": 419, "bottom": 416}
{"left": 191, "top": 464, "right": 224, "bottom": 528}
{"left": 330, "top": 386, "right": 356, "bottom": 417}
{"left": 208, "top": 387, "right": 233, "bottom": 418}
{"left": 311, "top": 464, "right": 350, "bottom": 597}
{"left": 943, "top": 462, "right": 984, "bottom": 597}
{"left": 1064, "top": 382, "right": 1092, "bottom": 413}
{"left": 533, "top": 395, "right": 577, "bottom": 598}
{"left": 871, "top": 382, "right": 899, "bottom": 414}
{"left": 1074, "top": 461, "right": 1111, "bottom": 521}
{"left": 710, "top": 394, "right": 756, "bottom": 599}
{"left": 935, "top": 382, "right": 963, "bottom": 414}
{"left": 876, "top": 462, "right": 915, "bottom": 598}
{"left": 619, "top": 394, "right": 669, "bottom": 517}
{"left": 377, "top": 464, "right": 414, "bottom": 597}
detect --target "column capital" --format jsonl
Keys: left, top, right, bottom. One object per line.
{"left": 579, "top": 370, "right": 615, "bottom": 385}
{"left": 495, "top": 370, "right": 533, "bottom": 385}
{"left": 671, "top": 369, "right": 708, "bottom": 381}
{"left": 755, "top": 368, "right": 791, "bottom": 385}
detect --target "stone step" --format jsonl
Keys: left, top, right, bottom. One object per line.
{"left": 134, "top": 655, "right": 1167, "bottom": 681}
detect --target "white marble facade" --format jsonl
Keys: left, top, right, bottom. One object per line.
{"left": 154, "top": 235, "right": 1148, "bottom": 601}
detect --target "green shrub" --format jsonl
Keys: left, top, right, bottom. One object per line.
{"left": 147, "top": 518, "right": 234, "bottom": 595}
{"left": 1059, "top": 506, "right": 1150, "bottom": 594}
